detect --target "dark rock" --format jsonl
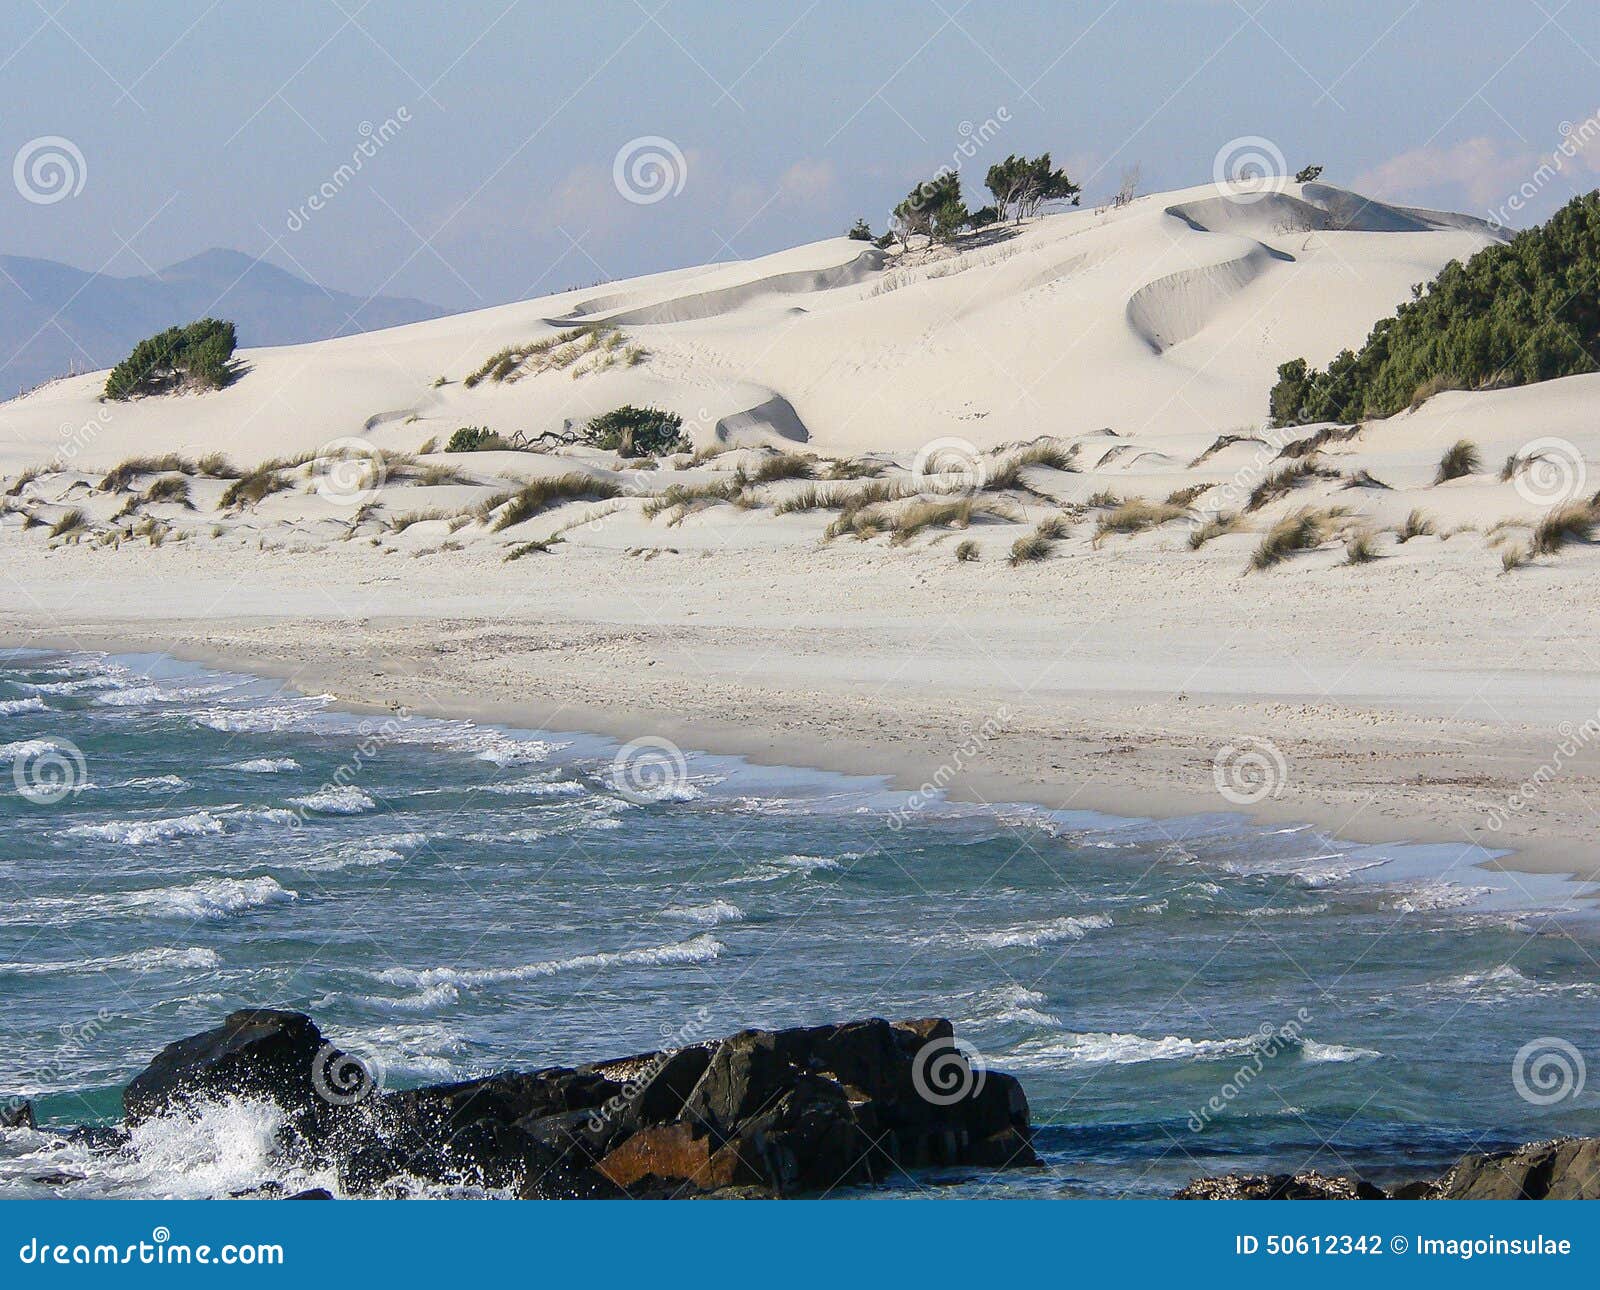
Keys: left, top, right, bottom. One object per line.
{"left": 287, "top": 1188, "right": 333, "bottom": 1200}
{"left": 1436, "top": 1138, "right": 1600, "bottom": 1199}
{"left": 123, "top": 1009, "right": 341, "bottom": 1126}
{"left": 1176, "top": 1172, "right": 1388, "bottom": 1200}
{"left": 110, "top": 1009, "right": 1037, "bottom": 1199}
{"left": 30, "top": 1172, "right": 84, "bottom": 1187}
{"left": 1, "top": 1099, "right": 35, "bottom": 1129}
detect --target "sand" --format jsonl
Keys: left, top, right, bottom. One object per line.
{"left": 3, "top": 179, "right": 1598, "bottom": 885}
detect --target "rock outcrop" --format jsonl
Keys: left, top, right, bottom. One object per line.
{"left": 118, "top": 1010, "right": 1038, "bottom": 1199}
{"left": 1178, "top": 1137, "right": 1600, "bottom": 1200}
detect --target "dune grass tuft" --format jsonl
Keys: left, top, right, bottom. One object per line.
{"left": 888, "top": 497, "right": 1017, "bottom": 545}
{"left": 741, "top": 452, "right": 815, "bottom": 485}
{"left": 1435, "top": 439, "right": 1481, "bottom": 483}
{"left": 98, "top": 454, "right": 189, "bottom": 493}
{"left": 1187, "top": 511, "right": 1242, "bottom": 550}
{"left": 1008, "top": 513, "right": 1072, "bottom": 566}
{"left": 1396, "top": 508, "right": 1436, "bottom": 543}
{"left": 1530, "top": 501, "right": 1596, "bottom": 555}
{"left": 219, "top": 467, "right": 290, "bottom": 510}
{"left": 954, "top": 539, "right": 979, "bottom": 562}
{"left": 143, "top": 475, "right": 192, "bottom": 507}
{"left": 1094, "top": 499, "right": 1184, "bottom": 543}
{"left": 642, "top": 479, "right": 748, "bottom": 524}
{"left": 1245, "top": 457, "right": 1339, "bottom": 512}
{"left": 1344, "top": 530, "right": 1380, "bottom": 564}
{"left": 1164, "top": 483, "right": 1211, "bottom": 507}
{"left": 48, "top": 507, "right": 89, "bottom": 539}
{"left": 490, "top": 473, "right": 624, "bottom": 531}
{"left": 1250, "top": 507, "right": 1341, "bottom": 571}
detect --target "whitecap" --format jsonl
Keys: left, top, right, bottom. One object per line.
{"left": 1300, "top": 1040, "right": 1382, "bottom": 1062}
{"left": 0, "top": 696, "right": 47, "bottom": 715}
{"left": 64, "top": 810, "right": 226, "bottom": 846}
{"left": 1384, "top": 883, "right": 1491, "bottom": 913}
{"left": 661, "top": 900, "right": 744, "bottom": 926}
{"left": 966, "top": 912, "right": 1111, "bottom": 949}
{"left": 480, "top": 777, "right": 587, "bottom": 797}
{"left": 377, "top": 934, "right": 724, "bottom": 989}
{"left": 229, "top": 758, "right": 300, "bottom": 774}
{"left": 122, "top": 774, "right": 190, "bottom": 791}
{"left": 0, "top": 946, "right": 221, "bottom": 976}
{"left": 122, "top": 876, "right": 298, "bottom": 921}
{"left": 289, "top": 786, "right": 376, "bottom": 815}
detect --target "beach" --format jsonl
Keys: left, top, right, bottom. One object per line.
{"left": 5, "top": 512, "right": 1598, "bottom": 885}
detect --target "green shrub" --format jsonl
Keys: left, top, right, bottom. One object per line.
{"left": 584, "top": 406, "right": 688, "bottom": 457}
{"left": 1268, "top": 193, "right": 1600, "bottom": 425}
{"left": 446, "top": 426, "right": 508, "bottom": 453}
{"left": 105, "top": 319, "right": 237, "bottom": 400}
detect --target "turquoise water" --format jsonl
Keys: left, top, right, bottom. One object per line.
{"left": 1, "top": 648, "right": 1598, "bottom": 1198}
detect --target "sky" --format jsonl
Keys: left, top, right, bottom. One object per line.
{"left": 3, "top": 0, "right": 1599, "bottom": 312}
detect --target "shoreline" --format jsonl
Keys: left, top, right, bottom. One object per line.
{"left": 9, "top": 611, "right": 1598, "bottom": 896}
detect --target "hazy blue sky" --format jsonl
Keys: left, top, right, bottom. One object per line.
{"left": 4, "top": 1, "right": 1598, "bottom": 310}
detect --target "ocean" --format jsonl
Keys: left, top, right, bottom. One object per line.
{"left": 1, "top": 648, "right": 1597, "bottom": 1198}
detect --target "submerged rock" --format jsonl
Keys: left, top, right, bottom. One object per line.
{"left": 117, "top": 1009, "right": 1038, "bottom": 1199}
{"left": 1175, "top": 1172, "right": 1387, "bottom": 1200}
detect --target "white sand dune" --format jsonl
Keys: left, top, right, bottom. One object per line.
{"left": 6, "top": 179, "right": 1600, "bottom": 881}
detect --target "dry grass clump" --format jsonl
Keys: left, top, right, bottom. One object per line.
{"left": 1008, "top": 514, "right": 1072, "bottom": 566}
{"left": 1409, "top": 374, "right": 1458, "bottom": 411}
{"left": 1276, "top": 424, "right": 1361, "bottom": 459}
{"left": 1164, "top": 483, "right": 1211, "bottom": 507}
{"left": 505, "top": 535, "right": 563, "bottom": 561}
{"left": 1094, "top": 499, "right": 1184, "bottom": 543}
{"left": 48, "top": 507, "right": 89, "bottom": 539}
{"left": 219, "top": 467, "right": 291, "bottom": 510}
{"left": 1344, "top": 530, "right": 1380, "bottom": 565}
{"left": 1530, "top": 501, "right": 1596, "bottom": 555}
{"left": 413, "top": 463, "right": 476, "bottom": 487}
{"left": 491, "top": 473, "right": 624, "bottom": 531}
{"left": 1187, "top": 511, "right": 1242, "bottom": 550}
{"left": 98, "top": 454, "right": 189, "bottom": 493}
{"left": 1435, "top": 439, "right": 1481, "bottom": 483}
{"left": 741, "top": 452, "right": 815, "bottom": 485}
{"left": 6, "top": 465, "right": 46, "bottom": 497}
{"left": 1085, "top": 488, "right": 1122, "bottom": 509}
{"left": 463, "top": 326, "right": 642, "bottom": 387}
{"left": 826, "top": 507, "right": 891, "bottom": 541}
{"left": 642, "top": 479, "right": 750, "bottom": 525}
{"left": 1342, "top": 468, "right": 1390, "bottom": 490}
{"left": 984, "top": 440, "right": 1078, "bottom": 494}
{"left": 824, "top": 457, "right": 885, "bottom": 480}
{"left": 143, "top": 475, "right": 192, "bottom": 507}
{"left": 195, "top": 453, "right": 237, "bottom": 479}
{"left": 954, "top": 539, "right": 979, "bottom": 562}
{"left": 1501, "top": 543, "right": 1533, "bottom": 573}
{"left": 1396, "top": 508, "right": 1436, "bottom": 543}
{"left": 888, "top": 497, "right": 1017, "bottom": 546}
{"left": 1245, "top": 457, "right": 1338, "bottom": 512}
{"left": 388, "top": 508, "right": 451, "bottom": 534}
{"left": 813, "top": 480, "right": 922, "bottom": 531}
{"left": 1249, "top": 507, "right": 1343, "bottom": 571}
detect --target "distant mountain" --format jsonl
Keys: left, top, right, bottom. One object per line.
{"left": 0, "top": 248, "right": 444, "bottom": 395}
